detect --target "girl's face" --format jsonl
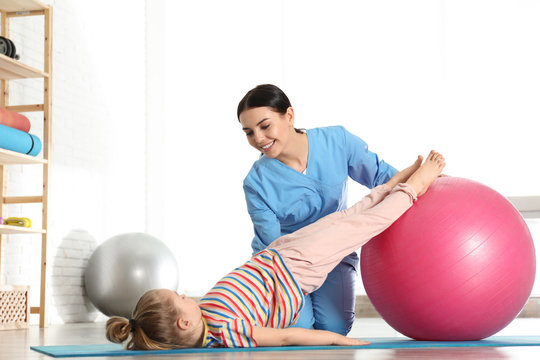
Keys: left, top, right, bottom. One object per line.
{"left": 161, "top": 289, "right": 201, "bottom": 324}
{"left": 239, "top": 106, "right": 295, "bottom": 158}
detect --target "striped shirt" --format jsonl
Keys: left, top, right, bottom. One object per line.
{"left": 199, "top": 249, "right": 304, "bottom": 347}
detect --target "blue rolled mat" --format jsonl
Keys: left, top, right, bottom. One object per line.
{"left": 0, "top": 123, "right": 42, "bottom": 156}
{"left": 29, "top": 336, "right": 540, "bottom": 358}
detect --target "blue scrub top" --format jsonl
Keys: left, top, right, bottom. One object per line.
{"left": 243, "top": 126, "right": 396, "bottom": 268}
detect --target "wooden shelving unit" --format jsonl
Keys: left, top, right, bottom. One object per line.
{"left": 0, "top": 148, "right": 47, "bottom": 165}
{"left": 0, "top": 53, "right": 49, "bottom": 79}
{"left": 0, "top": 0, "right": 52, "bottom": 328}
{"left": 0, "top": 224, "right": 46, "bottom": 235}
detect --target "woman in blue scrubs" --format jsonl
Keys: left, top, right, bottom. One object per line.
{"left": 238, "top": 84, "right": 396, "bottom": 335}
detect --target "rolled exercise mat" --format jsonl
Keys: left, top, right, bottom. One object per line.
{"left": 0, "top": 107, "right": 31, "bottom": 132}
{"left": 0, "top": 123, "right": 41, "bottom": 156}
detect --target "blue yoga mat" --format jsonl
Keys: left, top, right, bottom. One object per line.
{"left": 30, "top": 336, "right": 540, "bottom": 358}
{"left": 0, "top": 123, "right": 42, "bottom": 156}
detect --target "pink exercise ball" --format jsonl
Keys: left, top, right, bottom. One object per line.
{"left": 360, "top": 177, "right": 535, "bottom": 341}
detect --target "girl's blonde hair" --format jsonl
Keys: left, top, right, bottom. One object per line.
{"left": 105, "top": 289, "right": 191, "bottom": 350}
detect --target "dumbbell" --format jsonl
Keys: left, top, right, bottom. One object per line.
{"left": 0, "top": 36, "right": 20, "bottom": 60}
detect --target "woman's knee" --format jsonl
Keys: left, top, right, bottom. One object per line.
{"left": 314, "top": 312, "right": 355, "bottom": 335}
{"left": 311, "top": 261, "right": 357, "bottom": 335}
{"left": 291, "top": 294, "right": 315, "bottom": 329}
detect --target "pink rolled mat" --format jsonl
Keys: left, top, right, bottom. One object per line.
{"left": 0, "top": 107, "right": 31, "bottom": 132}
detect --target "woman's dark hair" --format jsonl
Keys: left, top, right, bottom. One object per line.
{"left": 237, "top": 84, "right": 303, "bottom": 134}
{"left": 237, "top": 84, "right": 291, "bottom": 119}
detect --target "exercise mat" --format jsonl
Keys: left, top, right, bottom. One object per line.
{"left": 0, "top": 123, "right": 41, "bottom": 156}
{"left": 30, "top": 336, "right": 540, "bottom": 358}
{"left": 0, "top": 107, "right": 31, "bottom": 132}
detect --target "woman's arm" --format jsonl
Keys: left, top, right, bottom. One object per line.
{"left": 341, "top": 126, "right": 397, "bottom": 187}
{"left": 244, "top": 184, "right": 282, "bottom": 253}
{"left": 252, "top": 326, "right": 370, "bottom": 347}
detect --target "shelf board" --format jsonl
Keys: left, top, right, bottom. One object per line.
{"left": 0, "top": 224, "right": 45, "bottom": 234}
{"left": 0, "top": 148, "right": 46, "bottom": 165}
{"left": 0, "top": 0, "right": 48, "bottom": 12}
{"left": 0, "top": 53, "right": 48, "bottom": 80}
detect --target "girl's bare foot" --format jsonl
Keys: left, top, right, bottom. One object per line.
{"left": 386, "top": 155, "right": 423, "bottom": 189}
{"left": 406, "top": 151, "right": 446, "bottom": 196}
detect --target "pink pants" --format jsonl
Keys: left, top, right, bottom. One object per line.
{"left": 268, "top": 183, "right": 417, "bottom": 294}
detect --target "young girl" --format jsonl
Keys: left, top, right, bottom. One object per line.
{"left": 238, "top": 84, "right": 397, "bottom": 335}
{"left": 106, "top": 151, "right": 445, "bottom": 349}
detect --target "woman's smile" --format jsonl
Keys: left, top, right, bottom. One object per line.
{"left": 260, "top": 140, "right": 275, "bottom": 152}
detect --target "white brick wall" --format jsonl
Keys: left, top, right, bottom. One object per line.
{"left": 50, "top": 229, "right": 102, "bottom": 323}
{"left": 3, "top": 0, "right": 146, "bottom": 324}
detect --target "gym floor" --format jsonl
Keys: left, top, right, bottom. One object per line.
{"left": 3, "top": 317, "right": 540, "bottom": 360}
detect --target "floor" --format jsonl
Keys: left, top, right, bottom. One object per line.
{"left": 2, "top": 318, "right": 540, "bottom": 360}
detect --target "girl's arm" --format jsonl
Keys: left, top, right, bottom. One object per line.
{"left": 252, "top": 326, "right": 370, "bottom": 347}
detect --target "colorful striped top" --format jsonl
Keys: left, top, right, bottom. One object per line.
{"left": 199, "top": 249, "right": 304, "bottom": 347}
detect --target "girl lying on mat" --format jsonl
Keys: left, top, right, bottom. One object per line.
{"left": 106, "top": 151, "right": 445, "bottom": 349}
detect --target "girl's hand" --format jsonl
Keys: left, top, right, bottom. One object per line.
{"left": 332, "top": 333, "right": 370, "bottom": 346}
{"left": 253, "top": 326, "right": 370, "bottom": 347}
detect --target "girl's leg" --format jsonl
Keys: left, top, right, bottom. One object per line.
{"left": 288, "top": 155, "right": 423, "bottom": 235}
{"left": 270, "top": 151, "right": 445, "bottom": 294}
{"left": 285, "top": 184, "right": 393, "bottom": 237}
{"left": 270, "top": 183, "right": 417, "bottom": 294}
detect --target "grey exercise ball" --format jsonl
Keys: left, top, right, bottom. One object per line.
{"left": 84, "top": 232, "right": 179, "bottom": 318}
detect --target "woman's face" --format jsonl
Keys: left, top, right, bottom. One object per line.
{"left": 239, "top": 106, "right": 294, "bottom": 158}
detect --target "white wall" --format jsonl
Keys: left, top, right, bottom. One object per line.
{"left": 3, "top": 0, "right": 146, "bottom": 324}
{"left": 148, "top": 0, "right": 540, "bottom": 296}
{"left": 4, "top": 0, "right": 539, "bottom": 326}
